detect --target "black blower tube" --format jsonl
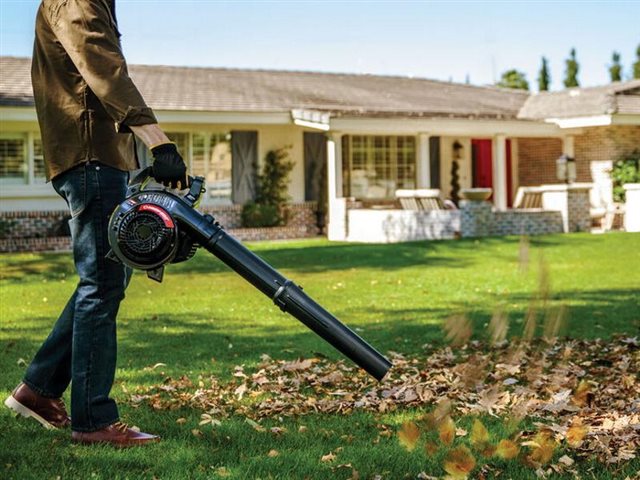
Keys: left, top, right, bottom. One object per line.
{"left": 182, "top": 212, "right": 392, "bottom": 381}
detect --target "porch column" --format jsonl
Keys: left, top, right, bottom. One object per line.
{"left": 493, "top": 134, "right": 508, "bottom": 211}
{"left": 416, "top": 133, "right": 431, "bottom": 188}
{"left": 327, "top": 133, "right": 347, "bottom": 241}
{"left": 563, "top": 135, "right": 575, "bottom": 157}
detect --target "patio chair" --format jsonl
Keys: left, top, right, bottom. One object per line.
{"left": 414, "top": 189, "right": 445, "bottom": 211}
{"left": 513, "top": 187, "right": 543, "bottom": 209}
{"left": 589, "top": 184, "right": 620, "bottom": 231}
{"left": 395, "top": 189, "right": 422, "bottom": 210}
{"left": 395, "top": 189, "right": 444, "bottom": 211}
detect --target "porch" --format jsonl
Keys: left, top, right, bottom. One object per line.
{"left": 324, "top": 118, "right": 580, "bottom": 242}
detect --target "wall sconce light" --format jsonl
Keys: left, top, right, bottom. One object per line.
{"left": 556, "top": 154, "right": 576, "bottom": 184}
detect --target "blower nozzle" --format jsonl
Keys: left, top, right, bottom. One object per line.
{"left": 108, "top": 169, "right": 392, "bottom": 381}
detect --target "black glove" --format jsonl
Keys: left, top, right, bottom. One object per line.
{"left": 151, "top": 142, "right": 188, "bottom": 189}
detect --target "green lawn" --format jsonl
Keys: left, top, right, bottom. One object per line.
{"left": 0, "top": 233, "right": 638, "bottom": 479}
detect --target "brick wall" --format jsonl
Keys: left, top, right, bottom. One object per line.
{"left": 460, "top": 200, "right": 566, "bottom": 238}
{"left": 0, "top": 202, "right": 320, "bottom": 253}
{"left": 491, "top": 210, "right": 564, "bottom": 236}
{"left": 0, "top": 236, "right": 72, "bottom": 253}
{"left": 517, "top": 126, "right": 640, "bottom": 188}
{"left": 0, "top": 210, "right": 70, "bottom": 239}
{"left": 575, "top": 126, "right": 640, "bottom": 165}
{"left": 199, "top": 201, "right": 318, "bottom": 231}
{"left": 516, "top": 137, "right": 563, "bottom": 186}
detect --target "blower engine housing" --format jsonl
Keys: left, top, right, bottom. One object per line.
{"left": 107, "top": 171, "right": 200, "bottom": 281}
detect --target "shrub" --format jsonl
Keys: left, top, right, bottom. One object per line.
{"left": 241, "top": 147, "right": 294, "bottom": 228}
{"left": 611, "top": 149, "right": 640, "bottom": 202}
{"left": 240, "top": 202, "right": 281, "bottom": 228}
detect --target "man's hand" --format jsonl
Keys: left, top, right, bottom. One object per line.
{"left": 151, "top": 143, "right": 188, "bottom": 189}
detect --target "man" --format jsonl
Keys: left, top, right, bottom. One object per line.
{"left": 4, "top": 0, "right": 186, "bottom": 447}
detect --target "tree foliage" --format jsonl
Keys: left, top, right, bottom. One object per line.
{"left": 609, "top": 51, "right": 622, "bottom": 82}
{"left": 497, "top": 69, "right": 530, "bottom": 90}
{"left": 612, "top": 149, "right": 640, "bottom": 202}
{"left": 634, "top": 44, "right": 640, "bottom": 79}
{"left": 537, "top": 56, "right": 550, "bottom": 91}
{"left": 564, "top": 48, "right": 580, "bottom": 88}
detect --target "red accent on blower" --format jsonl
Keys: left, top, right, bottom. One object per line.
{"left": 138, "top": 204, "right": 174, "bottom": 228}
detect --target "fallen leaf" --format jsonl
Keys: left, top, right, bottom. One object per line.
{"left": 443, "top": 445, "right": 476, "bottom": 479}
{"left": 488, "top": 308, "right": 509, "bottom": 345}
{"left": 519, "top": 235, "right": 530, "bottom": 272}
{"left": 269, "top": 427, "right": 287, "bottom": 436}
{"left": 543, "top": 304, "right": 567, "bottom": 339}
{"left": 444, "top": 315, "right": 472, "bottom": 347}
{"left": 525, "top": 431, "right": 557, "bottom": 467}
{"left": 558, "top": 455, "right": 574, "bottom": 466}
{"left": 245, "top": 418, "right": 265, "bottom": 432}
{"left": 283, "top": 358, "right": 316, "bottom": 372}
{"left": 572, "top": 380, "right": 593, "bottom": 408}
{"left": 176, "top": 417, "right": 187, "bottom": 425}
{"left": 566, "top": 422, "right": 588, "bottom": 447}
{"left": 215, "top": 467, "right": 230, "bottom": 477}
{"left": 495, "top": 439, "right": 520, "bottom": 459}
{"left": 438, "top": 415, "right": 456, "bottom": 446}
{"left": 267, "top": 449, "right": 279, "bottom": 457}
{"left": 234, "top": 384, "right": 248, "bottom": 400}
{"left": 321, "top": 452, "right": 336, "bottom": 463}
{"left": 424, "top": 441, "right": 439, "bottom": 455}
{"left": 470, "top": 419, "right": 490, "bottom": 449}
{"left": 398, "top": 421, "right": 421, "bottom": 451}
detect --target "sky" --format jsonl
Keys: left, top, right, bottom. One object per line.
{"left": 1, "top": 0, "right": 639, "bottom": 91}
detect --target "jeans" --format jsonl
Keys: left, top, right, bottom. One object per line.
{"left": 23, "top": 161, "right": 132, "bottom": 432}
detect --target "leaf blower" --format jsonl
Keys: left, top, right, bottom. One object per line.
{"left": 107, "top": 169, "right": 392, "bottom": 381}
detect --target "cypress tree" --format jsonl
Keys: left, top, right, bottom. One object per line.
{"left": 538, "top": 56, "right": 550, "bottom": 91}
{"left": 633, "top": 44, "right": 640, "bottom": 79}
{"left": 609, "top": 51, "right": 622, "bottom": 82}
{"left": 564, "top": 48, "right": 580, "bottom": 88}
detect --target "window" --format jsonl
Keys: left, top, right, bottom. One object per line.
{"left": 33, "top": 138, "right": 46, "bottom": 184}
{"left": 0, "top": 133, "right": 45, "bottom": 185}
{"left": 342, "top": 135, "right": 416, "bottom": 198}
{"left": 137, "top": 131, "right": 232, "bottom": 203}
{"left": 0, "top": 135, "right": 27, "bottom": 185}
{"left": 192, "top": 133, "right": 232, "bottom": 201}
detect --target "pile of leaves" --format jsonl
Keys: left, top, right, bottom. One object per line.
{"left": 129, "top": 336, "right": 639, "bottom": 473}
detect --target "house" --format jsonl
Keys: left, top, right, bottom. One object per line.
{"left": 1, "top": 56, "right": 639, "bottom": 248}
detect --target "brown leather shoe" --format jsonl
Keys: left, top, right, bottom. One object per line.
{"left": 4, "top": 382, "right": 71, "bottom": 429}
{"left": 72, "top": 421, "right": 160, "bottom": 447}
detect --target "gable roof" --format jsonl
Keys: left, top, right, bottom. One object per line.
{"left": 4, "top": 56, "right": 638, "bottom": 122}
{"left": 518, "top": 80, "right": 640, "bottom": 119}
{"left": 0, "top": 56, "right": 527, "bottom": 120}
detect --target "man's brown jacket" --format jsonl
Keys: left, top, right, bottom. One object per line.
{"left": 33, "top": 0, "right": 157, "bottom": 180}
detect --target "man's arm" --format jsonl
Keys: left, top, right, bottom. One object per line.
{"left": 45, "top": 0, "right": 155, "bottom": 132}
{"left": 129, "top": 124, "right": 171, "bottom": 149}
{"left": 131, "top": 124, "right": 188, "bottom": 188}
{"left": 45, "top": 0, "right": 187, "bottom": 186}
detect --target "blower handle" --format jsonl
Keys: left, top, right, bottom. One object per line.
{"left": 129, "top": 167, "right": 205, "bottom": 207}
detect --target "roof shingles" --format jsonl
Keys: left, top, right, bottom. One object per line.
{"left": 517, "top": 81, "right": 640, "bottom": 119}
{"left": 2, "top": 56, "right": 638, "bottom": 120}
{"left": 0, "top": 56, "right": 526, "bottom": 119}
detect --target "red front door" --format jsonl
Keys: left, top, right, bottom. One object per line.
{"left": 472, "top": 139, "right": 513, "bottom": 206}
